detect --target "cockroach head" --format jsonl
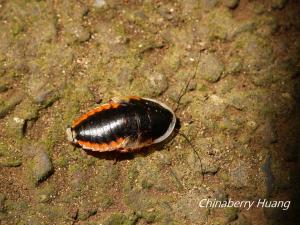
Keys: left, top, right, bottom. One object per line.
{"left": 66, "top": 127, "right": 77, "bottom": 144}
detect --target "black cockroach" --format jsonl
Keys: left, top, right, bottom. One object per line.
{"left": 66, "top": 96, "right": 176, "bottom": 152}
{"left": 66, "top": 55, "right": 203, "bottom": 173}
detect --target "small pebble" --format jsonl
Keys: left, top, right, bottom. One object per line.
{"left": 202, "top": 156, "right": 219, "bottom": 174}
{"left": 202, "top": 0, "right": 219, "bottom": 11}
{"left": 93, "top": 0, "right": 106, "bottom": 8}
{"left": 31, "top": 149, "right": 54, "bottom": 184}
{"left": 225, "top": 56, "right": 242, "bottom": 74}
{"left": 6, "top": 117, "right": 26, "bottom": 139}
{"left": 147, "top": 72, "right": 168, "bottom": 97}
{"left": 228, "top": 95, "right": 246, "bottom": 110}
{"left": 65, "top": 22, "right": 91, "bottom": 43}
{"left": 271, "top": 0, "right": 288, "bottom": 9}
{"left": 0, "top": 84, "right": 8, "bottom": 93}
{"left": 199, "top": 53, "right": 224, "bottom": 83}
{"left": 28, "top": 77, "right": 58, "bottom": 106}
{"left": 224, "top": 0, "right": 240, "bottom": 9}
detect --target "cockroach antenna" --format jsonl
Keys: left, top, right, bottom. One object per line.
{"left": 171, "top": 51, "right": 204, "bottom": 182}
{"left": 174, "top": 54, "right": 201, "bottom": 113}
{"left": 177, "top": 131, "right": 204, "bottom": 182}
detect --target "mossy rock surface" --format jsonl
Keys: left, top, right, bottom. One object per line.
{"left": 0, "top": 0, "right": 299, "bottom": 225}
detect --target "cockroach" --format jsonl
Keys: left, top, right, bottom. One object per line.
{"left": 66, "top": 96, "right": 176, "bottom": 152}
{"left": 66, "top": 54, "right": 203, "bottom": 174}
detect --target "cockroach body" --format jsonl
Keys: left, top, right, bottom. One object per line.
{"left": 66, "top": 96, "right": 176, "bottom": 152}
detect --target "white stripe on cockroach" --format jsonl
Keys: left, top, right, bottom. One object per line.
{"left": 66, "top": 53, "right": 204, "bottom": 179}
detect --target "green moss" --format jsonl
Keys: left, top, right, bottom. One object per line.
{"left": 224, "top": 207, "right": 238, "bottom": 222}
{"left": 250, "top": 2, "right": 266, "bottom": 14}
{"left": 124, "top": 164, "right": 139, "bottom": 193}
{"left": 250, "top": 69, "right": 280, "bottom": 87}
{"left": 68, "top": 163, "right": 84, "bottom": 175}
{"left": 25, "top": 150, "right": 53, "bottom": 187}
{"left": 124, "top": 191, "right": 158, "bottom": 212}
{"left": 0, "top": 92, "right": 23, "bottom": 118}
{"left": 198, "top": 52, "right": 224, "bottom": 83}
{"left": 0, "top": 84, "right": 8, "bottom": 93}
{"left": 198, "top": 83, "right": 209, "bottom": 92}
{"left": 219, "top": 171, "right": 230, "bottom": 183}
{"left": 233, "top": 33, "right": 274, "bottom": 71}
{"left": 161, "top": 48, "right": 182, "bottom": 72}
{"left": 169, "top": 168, "right": 185, "bottom": 191}
{"left": 226, "top": 56, "right": 242, "bottom": 74}
{"left": 35, "top": 184, "right": 55, "bottom": 203}
{"left": 204, "top": 8, "right": 236, "bottom": 40}
{"left": 0, "top": 141, "right": 22, "bottom": 168}
{"left": 11, "top": 20, "right": 26, "bottom": 36}
{"left": 0, "top": 158, "right": 22, "bottom": 167}
{"left": 0, "top": 193, "right": 6, "bottom": 213}
{"left": 6, "top": 116, "right": 25, "bottom": 139}
{"left": 55, "top": 155, "right": 69, "bottom": 168}
{"left": 0, "top": 142, "right": 8, "bottom": 157}
{"left": 4, "top": 199, "right": 29, "bottom": 218}
{"left": 99, "top": 195, "right": 114, "bottom": 209}
{"left": 141, "top": 178, "right": 154, "bottom": 190}
{"left": 34, "top": 204, "right": 66, "bottom": 223}
{"left": 104, "top": 213, "right": 127, "bottom": 225}
{"left": 41, "top": 118, "right": 66, "bottom": 152}
{"left": 88, "top": 161, "right": 120, "bottom": 192}
{"left": 140, "top": 211, "right": 161, "bottom": 223}
{"left": 272, "top": 0, "right": 288, "bottom": 9}
{"left": 14, "top": 99, "right": 39, "bottom": 121}
{"left": 103, "top": 213, "right": 140, "bottom": 225}
{"left": 256, "top": 14, "right": 278, "bottom": 36}
{"left": 78, "top": 206, "right": 97, "bottom": 221}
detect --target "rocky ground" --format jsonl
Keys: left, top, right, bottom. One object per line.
{"left": 0, "top": 0, "right": 299, "bottom": 224}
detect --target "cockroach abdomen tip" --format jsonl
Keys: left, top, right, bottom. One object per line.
{"left": 66, "top": 127, "right": 76, "bottom": 144}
